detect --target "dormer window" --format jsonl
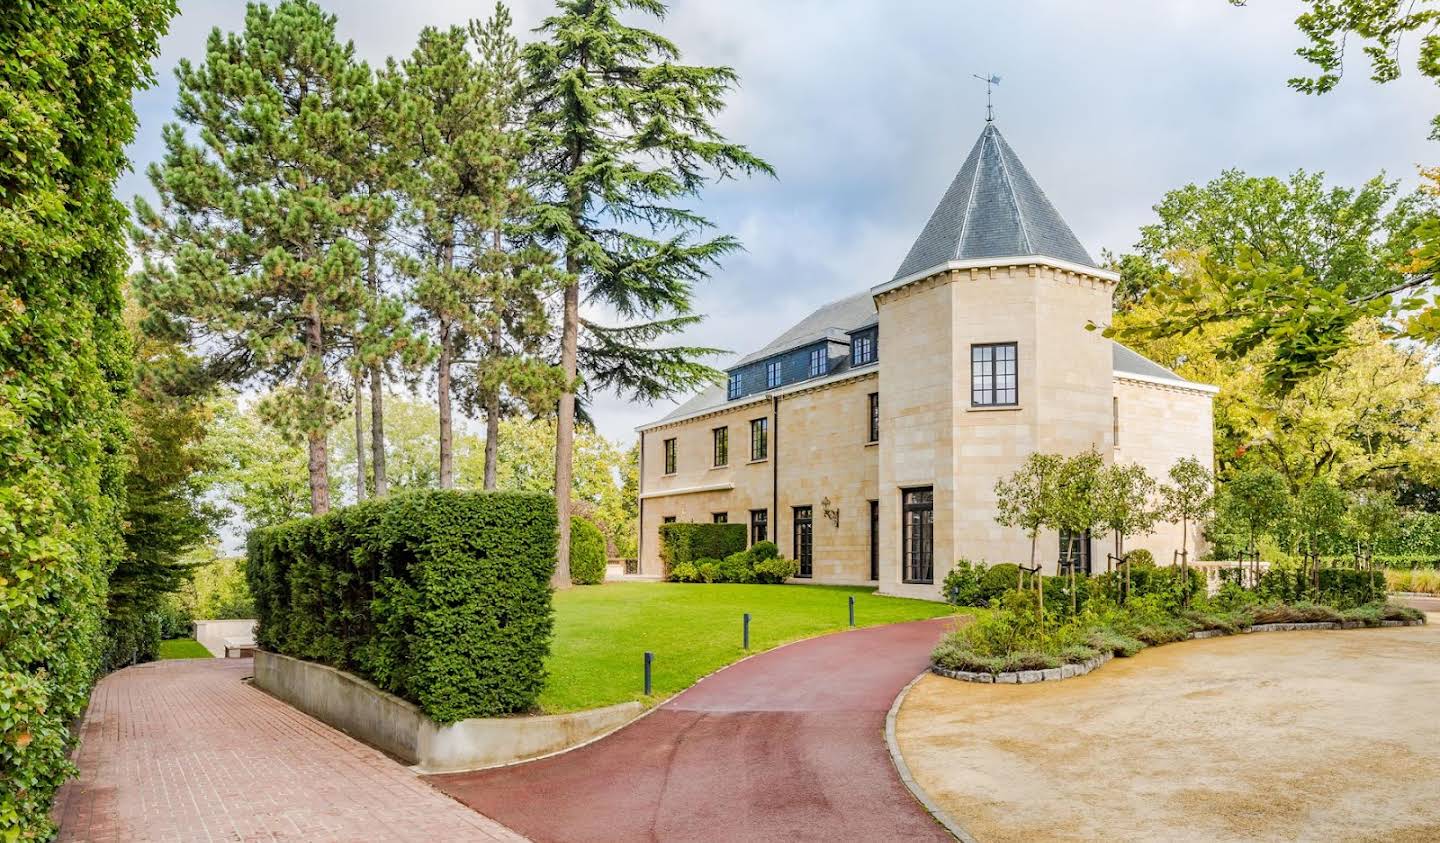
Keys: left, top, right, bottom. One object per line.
{"left": 766, "top": 360, "right": 781, "bottom": 389}
{"left": 852, "top": 334, "right": 875, "bottom": 366}
{"left": 808, "top": 348, "right": 825, "bottom": 378}
{"left": 728, "top": 372, "right": 741, "bottom": 400}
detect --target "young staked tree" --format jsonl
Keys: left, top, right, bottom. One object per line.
{"left": 1161, "top": 456, "right": 1215, "bottom": 605}
{"left": 1215, "top": 465, "right": 1289, "bottom": 560}
{"left": 1097, "top": 462, "right": 1159, "bottom": 567}
{"left": 1052, "top": 449, "right": 1106, "bottom": 615}
{"left": 133, "top": 0, "right": 380, "bottom": 515}
{"left": 525, "top": 0, "right": 773, "bottom": 586}
{"left": 994, "top": 452, "right": 1063, "bottom": 625}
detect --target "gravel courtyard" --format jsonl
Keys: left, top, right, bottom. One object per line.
{"left": 896, "top": 617, "right": 1440, "bottom": 843}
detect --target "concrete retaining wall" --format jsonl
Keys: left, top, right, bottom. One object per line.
{"left": 253, "top": 651, "right": 643, "bottom": 773}
{"left": 193, "top": 619, "right": 256, "bottom": 658}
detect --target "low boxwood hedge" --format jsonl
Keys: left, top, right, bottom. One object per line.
{"left": 247, "top": 490, "right": 556, "bottom": 723}
{"left": 658, "top": 522, "right": 746, "bottom": 575}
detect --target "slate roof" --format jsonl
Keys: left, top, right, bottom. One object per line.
{"left": 891, "top": 123, "right": 1097, "bottom": 281}
{"left": 730, "top": 291, "right": 877, "bottom": 368}
{"left": 1111, "top": 342, "right": 1192, "bottom": 386}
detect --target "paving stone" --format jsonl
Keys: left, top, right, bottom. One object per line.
{"left": 1017, "top": 670, "right": 1043, "bottom": 684}
{"left": 1040, "top": 668, "right": 1063, "bottom": 682}
{"left": 996, "top": 672, "right": 1018, "bottom": 684}
{"left": 1060, "top": 664, "right": 1077, "bottom": 679}
{"left": 53, "top": 658, "right": 522, "bottom": 843}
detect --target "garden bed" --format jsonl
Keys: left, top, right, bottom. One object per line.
{"left": 933, "top": 614, "right": 1425, "bottom": 684}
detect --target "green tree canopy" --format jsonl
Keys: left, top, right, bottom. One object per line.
{"left": 1112, "top": 169, "right": 1424, "bottom": 307}
{"left": 133, "top": 0, "right": 383, "bottom": 515}
{"left": 523, "top": 0, "right": 772, "bottom": 582}
{"left": 994, "top": 452, "right": 1064, "bottom": 569}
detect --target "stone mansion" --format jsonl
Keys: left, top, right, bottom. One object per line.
{"left": 635, "top": 122, "right": 1217, "bottom": 601}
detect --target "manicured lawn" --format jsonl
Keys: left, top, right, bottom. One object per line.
{"left": 159, "top": 638, "right": 213, "bottom": 660}
{"left": 539, "top": 582, "right": 964, "bottom": 712}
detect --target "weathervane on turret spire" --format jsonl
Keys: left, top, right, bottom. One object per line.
{"left": 973, "top": 73, "right": 1001, "bottom": 122}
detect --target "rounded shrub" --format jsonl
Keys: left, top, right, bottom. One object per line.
{"left": 754, "top": 556, "right": 799, "bottom": 584}
{"left": 1125, "top": 548, "right": 1156, "bottom": 568}
{"left": 718, "top": 551, "right": 757, "bottom": 583}
{"left": 979, "top": 562, "right": 1021, "bottom": 601}
{"left": 668, "top": 562, "right": 699, "bottom": 583}
{"left": 569, "top": 516, "right": 607, "bottom": 585}
{"left": 747, "top": 541, "right": 779, "bottom": 563}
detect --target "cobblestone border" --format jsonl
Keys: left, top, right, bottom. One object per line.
{"left": 931, "top": 618, "right": 1426, "bottom": 685}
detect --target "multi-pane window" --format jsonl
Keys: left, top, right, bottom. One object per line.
{"left": 852, "top": 334, "right": 875, "bottom": 366}
{"left": 663, "top": 437, "right": 677, "bottom": 474}
{"left": 971, "top": 342, "right": 1018, "bottom": 406}
{"left": 728, "top": 372, "right": 742, "bottom": 400}
{"left": 750, "top": 509, "right": 768, "bottom": 544}
{"left": 1112, "top": 396, "right": 1120, "bottom": 447}
{"left": 1059, "top": 530, "right": 1091, "bottom": 575}
{"left": 750, "top": 417, "right": 768, "bottom": 461}
{"left": 793, "top": 506, "right": 813, "bottom": 578}
{"left": 766, "top": 360, "right": 781, "bottom": 389}
{"left": 808, "top": 347, "right": 825, "bottom": 377}
{"left": 902, "top": 487, "right": 934, "bottom": 584}
{"left": 868, "top": 392, "right": 879, "bottom": 443}
{"left": 662, "top": 515, "right": 677, "bottom": 524}
{"left": 712, "top": 512, "right": 728, "bottom": 524}
{"left": 712, "top": 426, "right": 728, "bottom": 467}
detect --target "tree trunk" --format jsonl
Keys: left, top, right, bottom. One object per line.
{"left": 484, "top": 384, "right": 500, "bottom": 491}
{"left": 483, "top": 229, "right": 502, "bottom": 491}
{"left": 365, "top": 240, "right": 387, "bottom": 498}
{"left": 438, "top": 320, "right": 454, "bottom": 489}
{"left": 370, "top": 363, "right": 387, "bottom": 497}
{"left": 353, "top": 368, "right": 366, "bottom": 503}
{"left": 554, "top": 272, "right": 579, "bottom": 588}
{"left": 305, "top": 307, "right": 330, "bottom": 515}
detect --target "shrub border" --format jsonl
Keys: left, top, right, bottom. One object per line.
{"left": 931, "top": 618, "right": 1427, "bottom": 685}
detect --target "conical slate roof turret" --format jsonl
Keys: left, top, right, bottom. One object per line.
{"left": 891, "top": 123, "right": 1097, "bottom": 281}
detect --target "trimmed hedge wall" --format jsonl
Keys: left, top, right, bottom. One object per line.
{"left": 569, "top": 516, "right": 607, "bottom": 585}
{"left": 247, "top": 490, "right": 556, "bottom": 723}
{"left": 658, "top": 522, "right": 746, "bottom": 574}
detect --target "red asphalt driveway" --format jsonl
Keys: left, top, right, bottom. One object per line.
{"left": 429, "top": 617, "right": 957, "bottom": 843}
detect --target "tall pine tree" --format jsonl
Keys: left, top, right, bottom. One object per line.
{"left": 133, "top": 0, "right": 380, "bottom": 515}
{"left": 525, "top": 0, "right": 772, "bottom": 583}
{"left": 391, "top": 9, "right": 555, "bottom": 490}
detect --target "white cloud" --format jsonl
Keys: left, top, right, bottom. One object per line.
{"left": 124, "top": 0, "right": 1440, "bottom": 445}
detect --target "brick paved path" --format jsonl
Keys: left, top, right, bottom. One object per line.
{"left": 54, "top": 658, "right": 524, "bottom": 842}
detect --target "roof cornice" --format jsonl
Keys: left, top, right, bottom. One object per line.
{"left": 1114, "top": 371, "right": 1220, "bottom": 395}
{"left": 872, "top": 255, "right": 1121, "bottom": 299}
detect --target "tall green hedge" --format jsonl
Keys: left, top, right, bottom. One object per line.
{"left": 1, "top": 2, "right": 174, "bottom": 836}
{"left": 569, "top": 516, "right": 607, "bottom": 585}
{"left": 247, "top": 491, "right": 557, "bottom": 723}
{"left": 658, "top": 522, "right": 747, "bottom": 574}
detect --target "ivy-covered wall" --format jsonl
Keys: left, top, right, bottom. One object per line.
{"left": 0, "top": 2, "right": 174, "bottom": 836}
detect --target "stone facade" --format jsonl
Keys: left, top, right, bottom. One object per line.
{"left": 635, "top": 123, "right": 1218, "bottom": 600}
{"left": 636, "top": 260, "right": 1217, "bottom": 600}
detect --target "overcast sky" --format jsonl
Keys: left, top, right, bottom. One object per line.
{"left": 122, "top": 0, "right": 1439, "bottom": 446}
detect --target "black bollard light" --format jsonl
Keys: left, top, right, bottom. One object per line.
{"left": 743, "top": 612, "right": 751, "bottom": 649}
{"left": 644, "top": 651, "right": 653, "bottom": 696}
{"left": 849, "top": 595, "right": 855, "bottom": 627}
